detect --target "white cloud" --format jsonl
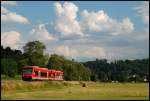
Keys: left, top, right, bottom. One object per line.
{"left": 30, "top": 24, "right": 56, "bottom": 42}
{"left": 54, "top": 2, "right": 84, "bottom": 38}
{"left": 135, "top": 1, "right": 149, "bottom": 24}
{"left": 1, "top": 31, "right": 21, "bottom": 49}
{"left": 121, "top": 18, "right": 134, "bottom": 33}
{"left": 53, "top": 2, "right": 134, "bottom": 39}
{"left": 1, "top": 1, "right": 17, "bottom": 6}
{"left": 54, "top": 2, "right": 78, "bottom": 20}
{"left": 80, "top": 10, "right": 134, "bottom": 35}
{"left": 84, "top": 47, "right": 106, "bottom": 58}
{"left": 54, "top": 45, "right": 78, "bottom": 58}
{"left": 1, "top": 6, "right": 9, "bottom": 14}
{"left": 1, "top": 6, "right": 29, "bottom": 24}
{"left": 53, "top": 45, "right": 106, "bottom": 59}
{"left": 1, "top": 12, "right": 29, "bottom": 24}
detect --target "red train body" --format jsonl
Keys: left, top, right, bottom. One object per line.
{"left": 22, "top": 66, "right": 64, "bottom": 81}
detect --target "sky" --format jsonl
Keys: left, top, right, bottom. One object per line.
{"left": 1, "top": 1, "right": 149, "bottom": 62}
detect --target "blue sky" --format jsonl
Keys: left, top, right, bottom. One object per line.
{"left": 1, "top": 1, "right": 149, "bottom": 61}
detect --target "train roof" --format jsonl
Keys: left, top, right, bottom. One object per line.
{"left": 23, "top": 66, "right": 39, "bottom": 68}
{"left": 23, "top": 66, "right": 48, "bottom": 70}
{"left": 22, "top": 66, "right": 63, "bottom": 73}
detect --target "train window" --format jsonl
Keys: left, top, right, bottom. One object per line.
{"left": 49, "top": 73, "right": 52, "bottom": 76}
{"left": 48, "top": 73, "right": 56, "bottom": 77}
{"left": 41, "top": 72, "right": 47, "bottom": 77}
{"left": 22, "top": 68, "right": 32, "bottom": 74}
{"left": 51, "top": 73, "right": 54, "bottom": 76}
{"left": 35, "top": 71, "right": 38, "bottom": 76}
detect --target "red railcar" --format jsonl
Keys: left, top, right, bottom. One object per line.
{"left": 22, "top": 66, "right": 64, "bottom": 81}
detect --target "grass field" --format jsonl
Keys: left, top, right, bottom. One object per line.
{"left": 1, "top": 75, "right": 21, "bottom": 80}
{"left": 1, "top": 80, "right": 149, "bottom": 100}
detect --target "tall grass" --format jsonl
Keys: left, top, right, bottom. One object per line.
{"left": 1, "top": 80, "right": 68, "bottom": 92}
{"left": 1, "top": 80, "right": 149, "bottom": 100}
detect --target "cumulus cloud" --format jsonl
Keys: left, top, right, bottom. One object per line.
{"left": 1, "top": 12, "right": 29, "bottom": 24}
{"left": 135, "top": 1, "right": 149, "bottom": 24}
{"left": 30, "top": 24, "right": 56, "bottom": 42}
{"left": 53, "top": 2, "right": 134, "bottom": 38}
{"left": 1, "top": 6, "right": 29, "bottom": 24}
{"left": 54, "top": 2, "right": 78, "bottom": 20}
{"left": 1, "top": 1, "right": 17, "bottom": 6}
{"left": 53, "top": 45, "right": 106, "bottom": 59}
{"left": 54, "top": 2, "right": 84, "bottom": 38}
{"left": 80, "top": 10, "right": 134, "bottom": 35}
{"left": 1, "top": 31, "right": 21, "bottom": 49}
{"left": 51, "top": 2, "right": 141, "bottom": 61}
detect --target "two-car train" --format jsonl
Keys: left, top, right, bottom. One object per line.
{"left": 22, "top": 66, "right": 64, "bottom": 81}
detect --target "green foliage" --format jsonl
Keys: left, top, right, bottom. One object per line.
{"left": 90, "top": 75, "right": 97, "bottom": 82}
{"left": 1, "top": 46, "right": 23, "bottom": 60}
{"left": 1, "top": 46, "right": 24, "bottom": 75}
{"left": 98, "top": 71, "right": 108, "bottom": 82}
{"left": 23, "top": 41, "right": 49, "bottom": 66}
{"left": 1, "top": 58, "right": 17, "bottom": 77}
{"left": 84, "top": 58, "right": 149, "bottom": 82}
{"left": 23, "top": 41, "right": 46, "bottom": 55}
{"left": 47, "top": 54, "right": 91, "bottom": 81}
{"left": 17, "top": 59, "right": 28, "bottom": 74}
{"left": 47, "top": 54, "right": 64, "bottom": 70}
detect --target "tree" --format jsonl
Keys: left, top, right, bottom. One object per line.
{"left": 98, "top": 71, "right": 108, "bottom": 82}
{"left": 1, "top": 58, "right": 17, "bottom": 77}
{"left": 17, "top": 59, "right": 28, "bottom": 74}
{"left": 46, "top": 54, "right": 91, "bottom": 81}
{"left": 23, "top": 41, "right": 48, "bottom": 66}
{"left": 23, "top": 41, "right": 46, "bottom": 55}
{"left": 46, "top": 54, "right": 64, "bottom": 70}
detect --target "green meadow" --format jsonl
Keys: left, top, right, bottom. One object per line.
{"left": 1, "top": 80, "right": 149, "bottom": 100}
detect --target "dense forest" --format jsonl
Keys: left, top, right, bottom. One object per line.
{"left": 1, "top": 41, "right": 149, "bottom": 82}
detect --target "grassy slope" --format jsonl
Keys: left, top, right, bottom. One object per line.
{"left": 1, "top": 80, "right": 149, "bottom": 100}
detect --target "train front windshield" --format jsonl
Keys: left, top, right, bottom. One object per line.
{"left": 22, "top": 68, "right": 33, "bottom": 74}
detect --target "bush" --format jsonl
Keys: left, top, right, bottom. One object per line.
{"left": 1, "top": 58, "right": 18, "bottom": 77}
{"left": 82, "top": 83, "right": 86, "bottom": 87}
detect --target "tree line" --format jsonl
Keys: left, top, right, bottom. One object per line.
{"left": 83, "top": 58, "right": 149, "bottom": 82}
{"left": 1, "top": 41, "right": 149, "bottom": 82}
